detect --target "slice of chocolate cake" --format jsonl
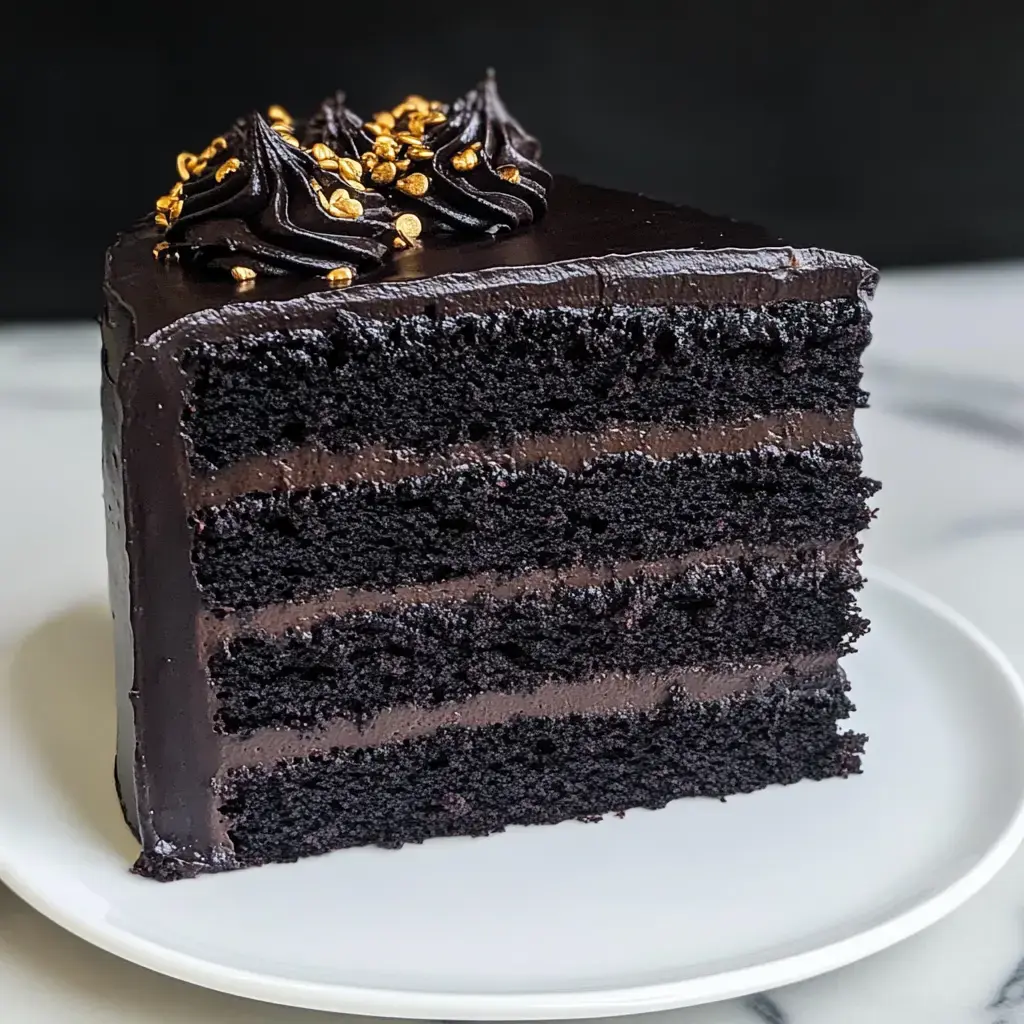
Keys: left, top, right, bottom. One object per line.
{"left": 102, "top": 75, "right": 879, "bottom": 881}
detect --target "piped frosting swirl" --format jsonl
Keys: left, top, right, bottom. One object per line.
{"left": 399, "top": 72, "right": 552, "bottom": 235}
{"left": 161, "top": 114, "right": 395, "bottom": 278}
{"left": 151, "top": 74, "right": 551, "bottom": 284}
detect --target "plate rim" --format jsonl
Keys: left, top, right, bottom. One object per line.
{"left": 3, "top": 565, "right": 1024, "bottom": 1019}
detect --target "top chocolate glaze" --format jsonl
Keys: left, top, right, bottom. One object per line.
{"left": 103, "top": 176, "right": 878, "bottom": 373}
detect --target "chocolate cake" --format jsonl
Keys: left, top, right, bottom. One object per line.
{"left": 102, "top": 75, "right": 879, "bottom": 881}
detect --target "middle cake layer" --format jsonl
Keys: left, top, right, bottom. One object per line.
{"left": 192, "top": 442, "right": 876, "bottom": 609}
{"left": 208, "top": 543, "right": 865, "bottom": 733}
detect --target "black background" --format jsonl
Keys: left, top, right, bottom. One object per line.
{"left": 3, "top": 2, "right": 1022, "bottom": 319}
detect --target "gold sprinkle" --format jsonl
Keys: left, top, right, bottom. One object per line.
{"left": 199, "top": 144, "right": 219, "bottom": 162}
{"left": 405, "top": 94, "right": 430, "bottom": 113}
{"left": 395, "top": 212, "right": 422, "bottom": 243}
{"left": 406, "top": 113, "right": 428, "bottom": 134}
{"left": 309, "top": 177, "right": 323, "bottom": 191}
{"left": 155, "top": 195, "right": 173, "bottom": 212}
{"left": 152, "top": 241, "right": 170, "bottom": 259}
{"left": 318, "top": 158, "right": 340, "bottom": 172}
{"left": 395, "top": 172, "right": 429, "bottom": 197}
{"left": 344, "top": 177, "right": 368, "bottom": 192}
{"left": 311, "top": 142, "right": 336, "bottom": 162}
{"left": 169, "top": 198, "right": 183, "bottom": 220}
{"left": 371, "top": 160, "right": 397, "bottom": 185}
{"left": 372, "top": 111, "right": 397, "bottom": 130}
{"left": 315, "top": 190, "right": 331, "bottom": 211}
{"left": 393, "top": 236, "right": 409, "bottom": 249}
{"left": 393, "top": 131, "right": 423, "bottom": 146}
{"left": 209, "top": 136, "right": 228, "bottom": 153}
{"left": 373, "top": 136, "right": 399, "bottom": 160}
{"left": 364, "top": 121, "right": 392, "bottom": 137}
{"left": 429, "top": 100, "right": 445, "bottom": 111}
{"left": 394, "top": 158, "right": 411, "bottom": 171}
{"left": 269, "top": 124, "right": 300, "bottom": 146}
{"left": 450, "top": 147, "right": 479, "bottom": 172}
{"left": 191, "top": 159, "right": 208, "bottom": 176}
{"left": 407, "top": 145, "right": 434, "bottom": 161}
{"left": 337, "top": 156, "right": 363, "bottom": 180}
{"left": 267, "top": 104, "right": 292, "bottom": 124}
{"left": 215, "top": 157, "right": 241, "bottom": 182}
{"left": 231, "top": 266, "right": 256, "bottom": 282}
{"left": 361, "top": 151, "right": 379, "bottom": 171}
{"left": 154, "top": 212, "right": 169, "bottom": 227}
{"left": 176, "top": 151, "right": 196, "bottom": 180}
{"left": 328, "top": 187, "right": 350, "bottom": 205}
{"left": 424, "top": 110, "right": 447, "bottom": 125}
{"left": 497, "top": 164, "right": 521, "bottom": 184}
{"left": 326, "top": 266, "right": 354, "bottom": 286}
{"left": 169, "top": 181, "right": 184, "bottom": 198}
{"left": 330, "top": 197, "right": 364, "bottom": 219}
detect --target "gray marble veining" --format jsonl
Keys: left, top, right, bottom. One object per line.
{"left": 745, "top": 994, "right": 788, "bottom": 1022}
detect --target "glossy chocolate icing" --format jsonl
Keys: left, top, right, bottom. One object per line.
{"left": 102, "top": 173, "right": 877, "bottom": 879}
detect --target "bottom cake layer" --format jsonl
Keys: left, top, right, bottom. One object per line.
{"left": 172, "top": 672, "right": 863, "bottom": 877}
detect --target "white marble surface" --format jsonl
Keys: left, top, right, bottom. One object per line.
{"left": 4, "top": 262, "right": 1024, "bottom": 1021}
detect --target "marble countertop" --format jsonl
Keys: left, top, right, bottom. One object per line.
{"left": 4, "top": 261, "right": 1024, "bottom": 1022}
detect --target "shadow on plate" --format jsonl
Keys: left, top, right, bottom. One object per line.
{"left": 7, "top": 601, "right": 138, "bottom": 863}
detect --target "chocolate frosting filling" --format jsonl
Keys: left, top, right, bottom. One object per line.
{"left": 198, "top": 538, "right": 859, "bottom": 653}
{"left": 218, "top": 653, "right": 842, "bottom": 770}
{"left": 189, "top": 409, "right": 855, "bottom": 509}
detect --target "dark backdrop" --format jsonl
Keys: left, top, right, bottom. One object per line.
{"left": 4, "top": 2, "right": 1022, "bottom": 319}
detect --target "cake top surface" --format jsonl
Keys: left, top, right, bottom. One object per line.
{"left": 104, "top": 75, "right": 877, "bottom": 354}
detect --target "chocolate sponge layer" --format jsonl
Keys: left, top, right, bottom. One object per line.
{"left": 192, "top": 444, "right": 878, "bottom": 610}
{"left": 181, "top": 298, "right": 871, "bottom": 472}
{"left": 214, "top": 675, "right": 862, "bottom": 871}
{"left": 210, "top": 549, "right": 866, "bottom": 733}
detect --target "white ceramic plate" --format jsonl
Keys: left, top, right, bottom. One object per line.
{"left": 2, "top": 570, "right": 1024, "bottom": 1019}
